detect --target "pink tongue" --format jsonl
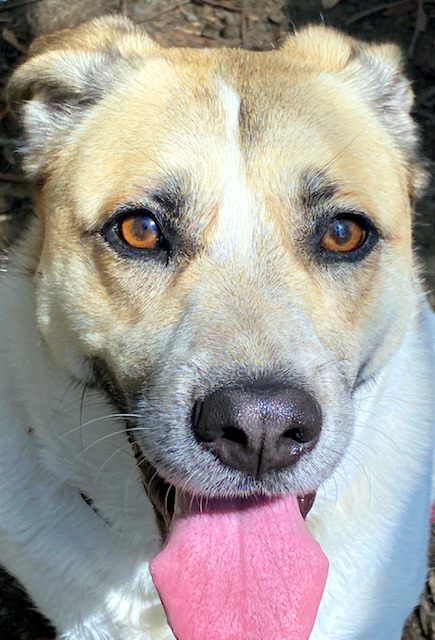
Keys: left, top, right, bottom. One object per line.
{"left": 150, "top": 494, "right": 328, "bottom": 640}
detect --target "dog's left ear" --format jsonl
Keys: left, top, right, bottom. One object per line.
{"left": 287, "top": 27, "right": 428, "bottom": 200}
{"left": 344, "top": 39, "right": 428, "bottom": 200}
{"left": 7, "top": 15, "right": 159, "bottom": 178}
{"left": 343, "top": 41, "right": 415, "bottom": 146}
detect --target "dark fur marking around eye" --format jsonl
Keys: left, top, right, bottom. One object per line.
{"left": 300, "top": 170, "right": 338, "bottom": 211}
{"left": 296, "top": 170, "right": 381, "bottom": 265}
{"left": 149, "top": 177, "right": 187, "bottom": 220}
{"left": 144, "top": 177, "right": 201, "bottom": 262}
{"left": 97, "top": 175, "right": 201, "bottom": 263}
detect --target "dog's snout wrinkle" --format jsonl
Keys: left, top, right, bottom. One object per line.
{"left": 192, "top": 383, "right": 322, "bottom": 478}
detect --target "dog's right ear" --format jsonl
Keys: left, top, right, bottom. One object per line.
{"left": 7, "top": 15, "right": 159, "bottom": 178}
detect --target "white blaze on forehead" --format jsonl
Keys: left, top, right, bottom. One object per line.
{"left": 212, "top": 82, "right": 256, "bottom": 263}
{"left": 218, "top": 82, "right": 240, "bottom": 140}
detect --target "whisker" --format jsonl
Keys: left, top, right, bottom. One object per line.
{"left": 95, "top": 444, "right": 134, "bottom": 483}
{"left": 323, "top": 443, "right": 372, "bottom": 502}
{"left": 128, "top": 456, "right": 153, "bottom": 513}
{"left": 73, "top": 426, "right": 149, "bottom": 462}
{"left": 352, "top": 419, "right": 401, "bottom": 453}
{"left": 60, "top": 413, "right": 141, "bottom": 440}
{"left": 121, "top": 139, "right": 167, "bottom": 173}
{"left": 143, "top": 468, "right": 161, "bottom": 497}
{"left": 315, "top": 467, "right": 340, "bottom": 521}
{"left": 349, "top": 435, "right": 378, "bottom": 457}
{"left": 45, "top": 379, "right": 78, "bottom": 430}
{"left": 79, "top": 383, "right": 88, "bottom": 468}
{"left": 355, "top": 392, "right": 419, "bottom": 411}
{"left": 189, "top": 490, "right": 196, "bottom": 516}
{"left": 125, "top": 456, "right": 158, "bottom": 513}
{"left": 56, "top": 392, "right": 107, "bottom": 414}
{"left": 319, "top": 118, "right": 373, "bottom": 175}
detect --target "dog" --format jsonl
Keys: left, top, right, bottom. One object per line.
{"left": 1, "top": 15, "right": 433, "bottom": 640}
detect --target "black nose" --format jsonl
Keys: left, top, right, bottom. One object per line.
{"left": 192, "top": 383, "right": 322, "bottom": 478}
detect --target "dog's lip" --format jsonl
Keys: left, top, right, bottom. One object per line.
{"left": 297, "top": 491, "right": 316, "bottom": 519}
{"left": 137, "top": 462, "right": 316, "bottom": 537}
{"left": 129, "top": 434, "right": 316, "bottom": 533}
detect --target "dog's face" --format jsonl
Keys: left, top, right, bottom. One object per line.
{"left": 9, "top": 18, "right": 425, "bottom": 508}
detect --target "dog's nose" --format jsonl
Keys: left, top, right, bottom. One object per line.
{"left": 192, "top": 384, "right": 322, "bottom": 478}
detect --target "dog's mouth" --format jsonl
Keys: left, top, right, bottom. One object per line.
{"left": 149, "top": 483, "right": 326, "bottom": 640}
{"left": 133, "top": 446, "right": 317, "bottom": 541}
{"left": 132, "top": 440, "right": 327, "bottom": 639}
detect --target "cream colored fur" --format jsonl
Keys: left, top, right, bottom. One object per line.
{"left": 0, "top": 16, "right": 434, "bottom": 639}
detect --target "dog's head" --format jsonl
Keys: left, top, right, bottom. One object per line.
{"left": 8, "top": 16, "right": 426, "bottom": 514}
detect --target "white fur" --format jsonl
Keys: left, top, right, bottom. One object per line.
{"left": 0, "top": 81, "right": 433, "bottom": 637}
{"left": 2, "top": 19, "right": 433, "bottom": 640}
{"left": 212, "top": 82, "right": 257, "bottom": 263}
{"left": 0, "top": 255, "right": 433, "bottom": 639}
{"left": 309, "top": 299, "right": 434, "bottom": 639}
{"left": 0, "top": 267, "right": 174, "bottom": 640}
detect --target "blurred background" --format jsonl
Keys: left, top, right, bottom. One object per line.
{"left": 0, "top": 1, "right": 433, "bottom": 638}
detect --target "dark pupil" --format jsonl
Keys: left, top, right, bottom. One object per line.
{"left": 330, "top": 220, "right": 353, "bottom": 245}
{"left": 132, "top": 216, "right": 158, "bottom": 241}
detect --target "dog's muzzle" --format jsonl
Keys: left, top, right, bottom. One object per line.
{"left": 128, "top": 382, "right": 321, "bottom": 540}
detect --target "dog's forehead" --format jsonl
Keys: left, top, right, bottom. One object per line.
{"left": 65, "top": 47, "right": 408, "bottom": 237}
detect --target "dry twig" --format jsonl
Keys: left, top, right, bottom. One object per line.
{"left": 408, "top": 0, "right": 427, "bottom": 57}
{"left": 137, "top": 1, "right": 191, "bottom": 24}
{"left": 195, "top": 0, "right": 242, "bottom": 13}
{"left": 345, "top": 0, "right": 409, "bottom": 25}
{"left": 346, "top": 0, "right": 435, "bottom": 25}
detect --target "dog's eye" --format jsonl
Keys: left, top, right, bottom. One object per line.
{"left": 321, "top": 218, "right": 366, "bottom": 253}
{"left": 99, "top": 209, "right": 171, "bottom": 261}
{"left": 118, "top": 213, "right": 162, "bottom": 250}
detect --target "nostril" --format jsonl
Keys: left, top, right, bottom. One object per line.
{"left": 283, "top": 427, "right": 309, "bottom": 443}
{"left": 192, "top": 400, "right": 203, "bottom": 429}
{"left": 222, "top": 426, "right": 248, "bottom": 446}
{"left": 192, "top": 384, "right": 322, "bottom": 476}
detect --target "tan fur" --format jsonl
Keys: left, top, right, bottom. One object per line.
{"left": 7, "top": 16, "right": 422, "bottom": 390}
{"left": 3, "top": 16, "right": 433, "bottom": 639}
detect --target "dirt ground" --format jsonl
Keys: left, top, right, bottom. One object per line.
{"left": 0, "top": 1, "right": 434, "bottom": 638}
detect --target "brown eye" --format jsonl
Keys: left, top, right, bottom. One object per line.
{"left": 321, "top": 218, "right": 366, "bottom": 253}
{"left": 118, "top": 213, "right": 161, "bottom": 250}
